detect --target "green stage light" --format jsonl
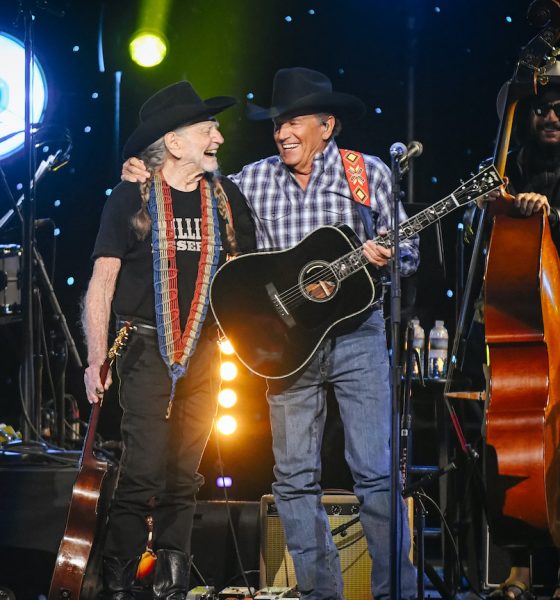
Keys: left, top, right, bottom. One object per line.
{"left": 129, "top": 31, "right": 167, "bottom": 67}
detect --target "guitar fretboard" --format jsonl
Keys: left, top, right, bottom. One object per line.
{"left": 330, "top": 165, "right": 502, "bottom": 281}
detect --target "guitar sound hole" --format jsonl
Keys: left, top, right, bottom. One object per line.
{"left": 300, "top": 261, "right": 338, "bottom": 303}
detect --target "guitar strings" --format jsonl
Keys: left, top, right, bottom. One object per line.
{"left": 274, "top": 178, "right": 493, "bottom": 309}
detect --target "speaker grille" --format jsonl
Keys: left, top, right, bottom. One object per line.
{"left": 259, "top": 494, "right": 372, "bottom": 600}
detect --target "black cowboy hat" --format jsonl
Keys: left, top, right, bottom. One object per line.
{"left": 246, "top": 67, "right": 366, "bottom": 122}
{"left": 123, "top": 81, "right": 237, "bottom": 159}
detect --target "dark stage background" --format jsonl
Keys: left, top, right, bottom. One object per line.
{"left": 0, "top": 0, "right": 536, "bottom": 499}
{"left": 0, "top": 0, "right": 533, "bottom": 514}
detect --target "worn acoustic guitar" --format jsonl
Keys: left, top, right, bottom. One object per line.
{"left": 48, "top": 322, "right": 131, "bottom": 600}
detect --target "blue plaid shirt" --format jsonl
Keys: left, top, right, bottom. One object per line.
{"left": 229, "top": 139, "right": 419, "bottom": 276}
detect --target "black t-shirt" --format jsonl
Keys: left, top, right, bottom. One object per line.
{"left": 92, "top": 177, "right": 255, "bottom": 327}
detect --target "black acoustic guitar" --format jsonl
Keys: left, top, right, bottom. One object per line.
{"left": 210, "top": 165, "right": 502, "bottom": 379}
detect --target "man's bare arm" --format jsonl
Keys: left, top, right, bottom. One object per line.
{"left": 82, "top": 256, "right": 121, "bottom": 404}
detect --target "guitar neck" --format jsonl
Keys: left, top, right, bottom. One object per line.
{"left": 81, "top": 356, "right": 111, "bottom": 468}
{"left": 375, "top": 192, "right": 460, "bottom": 249}
{"left": 331, "top": 163, "right": 504, "bottom": 280}
{"left": 332, "top": 191, "right": 462, "bottom": 280}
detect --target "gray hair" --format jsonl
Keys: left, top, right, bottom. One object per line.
{"left": 130, "top": 135, "right": 168, "bottom": 240}
{"left": 316, "top": 113, "right": 342, "bottom": 138}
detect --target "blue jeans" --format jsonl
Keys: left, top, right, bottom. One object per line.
{"left": 267, "top": 309, "right": 416, "bottom": 600}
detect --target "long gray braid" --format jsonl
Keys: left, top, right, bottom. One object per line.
{"left": 130, "top": 136, "right": 166, "bottom": 240}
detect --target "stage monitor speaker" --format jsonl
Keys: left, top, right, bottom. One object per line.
{"left": 259, "top": 494, "right": 372, "bottom": 600}
{"left": 483, "top": 523, "right": 558, "bottom": 594}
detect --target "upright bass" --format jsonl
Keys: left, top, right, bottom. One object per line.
{"left": 483, "top": 9, "right": 560, "bottom": 547}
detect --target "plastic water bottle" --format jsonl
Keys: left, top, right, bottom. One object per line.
{"left": 407, "top": 318, "right": 425, "bottom": 378}
{"left": 428, "top": 320, "right": 449, "bottom": 379}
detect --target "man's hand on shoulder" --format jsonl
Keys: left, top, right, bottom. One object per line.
{"left": 122, "top": 157, "right": 150, "bottom": 183}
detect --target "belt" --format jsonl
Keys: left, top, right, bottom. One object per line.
{"left": 116, "top": 318, "right": 157, "bottom": 336}
{"left": 116, "top": 318, "right": 219, "bottom": 342}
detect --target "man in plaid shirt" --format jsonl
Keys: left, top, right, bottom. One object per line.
{"left": 123, "top": 67, "right": 419, "bottom": 600}
{"left": 236, "top": 67, "right": 418, "bottom": 600}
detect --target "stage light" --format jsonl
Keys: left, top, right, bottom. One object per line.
{"left": 216, "top": 415, "right": 237, "bottom": 435}
{"left": 218, "top": 338, "right": 235, "bottom": 355}
{"left": 220, "top": 361, "right": 238, "bottom": 381}
{"left": 129, "top": 31, "right": 168, "bottom": 67}
{"left": 0, "top": 32, "right": 48, "bottom": 159}
{"left": 218, "top": 388, "right": 237, "bottom": 409}
{"left": 216, "top": 476, "right": 232, "bottom": 488}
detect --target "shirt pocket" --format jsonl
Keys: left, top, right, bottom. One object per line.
{"left": 257, "top": 203, "right": 291, "bottom": 222}
{"left": 321, "top": 190, "right": 350, "bottom": 219}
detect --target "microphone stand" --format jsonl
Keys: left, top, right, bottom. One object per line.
{"left": 21, "top": 0, "right": 38, "bottom": 441}
{"left": 389, "top": 144, "right": 406, "bottom": 600}
{"left": 12, "top": 0, "right": 78, "bottom": 446}
{"left": 0, "top": 162, "right": 83, "bottom": 447}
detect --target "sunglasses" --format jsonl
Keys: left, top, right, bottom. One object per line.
{"left": 532, "top": 102, "right": 560, "bottom": 117}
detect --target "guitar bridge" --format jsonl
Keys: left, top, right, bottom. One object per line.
{"left": 266, "top": 283, "right": 296, "bottom": 329}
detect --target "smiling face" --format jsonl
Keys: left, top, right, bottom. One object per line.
{"left": 530, "top": 90, "right": 560, "bottom": 146}
{"left": 273, "top": 114, "right": 335, "bottom": 174}
{"left": 167, "top": 119, "right": 224, "bottom": 175}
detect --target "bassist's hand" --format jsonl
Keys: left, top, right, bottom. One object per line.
{"left": 84, "top": 363, "right": 112, "bottom": 404}
{"left": 514, "top": 192, "right": 550, "bottom": 216}
{"left": 362, "top": 238, "right": 392, "bottom": 268}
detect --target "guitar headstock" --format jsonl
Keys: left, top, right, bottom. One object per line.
{"left": 453, "top": 164, "right": 504, "bottom": 207}
{"left": 107, "top": 321, "right": 132, "bottom": 363}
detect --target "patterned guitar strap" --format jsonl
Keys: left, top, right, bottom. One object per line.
{"left": 148, "top": 172, "right": 233, "bottom": 418}
{"left": 339, "top": 149, "right": 373, "bottom": 239}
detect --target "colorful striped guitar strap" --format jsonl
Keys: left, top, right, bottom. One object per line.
{"left": 340, "top": 149, "right": 374, "bottom": 239}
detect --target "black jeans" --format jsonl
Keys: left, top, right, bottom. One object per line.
{"left": 103, "top": 323, "right": 219, "bottom": 558}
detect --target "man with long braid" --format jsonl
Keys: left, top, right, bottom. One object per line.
{"left": 82, "top": 81, "right": 255, "bottom": 599}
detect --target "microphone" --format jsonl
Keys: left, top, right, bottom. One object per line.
{"left": 399, "top": 140, "right": 423, "bottom": 166}
{"left": 389, "top": 142, "right": 407, "bottom": 158}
